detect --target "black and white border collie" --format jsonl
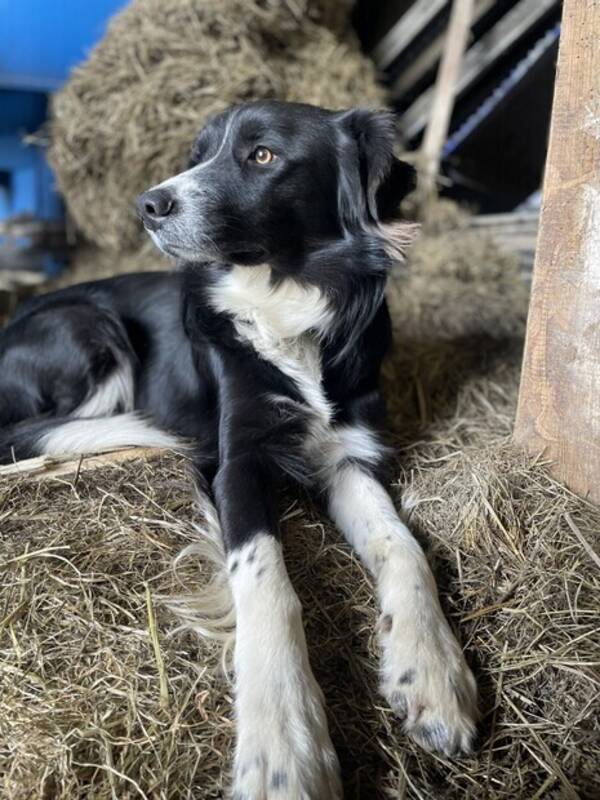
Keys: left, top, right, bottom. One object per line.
{"left": 0, "top": 102, "right": 477, "bottom": 797}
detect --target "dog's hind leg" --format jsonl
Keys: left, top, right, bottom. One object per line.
{"left": 213, "top": 452, "right": 342, "bottom": 800}
{"left": 0, "top": 300, "right": 137, "bottom": 429}
{"left": 326, "top": 457, "right": 478, "bottom": 758}
{"left": 70, "top": 307, "right": 137, "bottom": 419}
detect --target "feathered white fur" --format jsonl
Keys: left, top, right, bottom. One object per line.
{"left": 39, "top": 413, "right": 182, "bottom": 455}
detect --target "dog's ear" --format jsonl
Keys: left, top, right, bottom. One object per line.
{"left": 337, "top": 109, "right": 413, "bottom": 227}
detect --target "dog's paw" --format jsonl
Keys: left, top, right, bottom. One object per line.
{"left": 231, "top": 676, "right": 341, "bottom": 799}
{"left": 231, "top": 744, "right": 341, "bottom": 800}
{"left": 379, "top": 603, "right": 478, "bottom": 757}
{"left": 232, "top": 716, "right": 341, "bottom": 800}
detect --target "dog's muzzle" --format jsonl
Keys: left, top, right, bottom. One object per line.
{"left": 137, "top": 187, "right": 176, "bottom": 231}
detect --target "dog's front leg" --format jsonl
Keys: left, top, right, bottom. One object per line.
{"left": 327, "top": 462, "right": 478, "bottom": 756}
{"left": 213, "top": 454, "right": 341, "bottom": 799}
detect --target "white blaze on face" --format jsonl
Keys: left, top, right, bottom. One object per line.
{"left": 228, "top": 534, "right": 342, "bottom": 798}
{"left": 152, "top": 112, "right": 238, "bottom": 197}
{"left": 142, "top": 113, "right": 239, "bottom": 260}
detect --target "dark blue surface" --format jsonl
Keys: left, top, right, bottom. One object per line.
{"left": 0, "top": 90, "right": 47, "bottom": 135}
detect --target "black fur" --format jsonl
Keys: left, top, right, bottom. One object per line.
{"left": 0, "top": 273, "right": 215, "bottom": 463}
{"left": 1, "top": 101, "right": 416, "bottom": 554}
{"left": 0, "top": 103, "right": 479, "bottom": 786}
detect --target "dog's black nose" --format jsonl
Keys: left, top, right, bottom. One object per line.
{"left": 137, "top": 188, "right": 175, "bottom": 226}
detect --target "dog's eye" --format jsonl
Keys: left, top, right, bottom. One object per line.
{"left": 250, "top": 146, "right": 276, "bottom": 165}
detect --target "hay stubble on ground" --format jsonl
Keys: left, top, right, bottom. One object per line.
{"left": 1, "top": 214, "right": 600, "bottom": 798}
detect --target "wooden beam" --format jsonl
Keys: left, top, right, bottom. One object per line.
{"left": 514, "top": 0, "right": 600, "bottom": 503}
{"left": 0, "top": 270, "right": 46, "bottom": 293}
{"left": 390, "top": 0, "right": 496, "bottom": 101}
{"left": 419, "top": 0, "right": 475, "bottom": 199}
{"left": 373, "top": 0, "right": 449, "bottom": 71}
{"left": 400, "top": 0, "right": 559, "bottom": 141}
{"left": 0, "top": 446, "right": 172, "bottom": 481}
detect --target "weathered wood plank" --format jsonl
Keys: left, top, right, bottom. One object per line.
{"left": 0, "top": 446, "right": 173, "bottom": 481}
{"left": 420, "top": 0, "right": 475, "bottom": 198}
{"left": 373, "top": 0, "right": 449, "bottom": 70}
{"left": 400, "top": 0, "right": 559, "bottom": 140}
{"left": 514, "top": 0, "right": 600, "bottom": 503}
{"left": 390, "top": 0, "right": 496, "bottom": 100}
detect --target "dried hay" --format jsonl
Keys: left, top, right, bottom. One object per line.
{"left": 48, "top": 0, "right": 384, "bottom": 251}
{"left": 1, "top": 219, "right": 600, "bottom": 799}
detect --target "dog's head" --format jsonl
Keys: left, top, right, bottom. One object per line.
{"left": 137, "top": 101, "right": 416, "bottom": 270}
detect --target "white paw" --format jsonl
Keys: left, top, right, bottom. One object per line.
{"left": 231, "top": 679, "right": 342, "bottom": 799}
{"left": 379, "top": 598, "right": 478, "bottom": 757}
{"left": 228, "top": 535, "right": 342, "bottom": 799}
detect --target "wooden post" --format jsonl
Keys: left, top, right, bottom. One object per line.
{"left": 514, "top": 0, "right": 600, "bottom": 503}
{"left": 419, "top": 0, "right": 474, "bottom": 200}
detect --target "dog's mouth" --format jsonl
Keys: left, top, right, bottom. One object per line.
{"left": 146, "top": 231, "right": 203, "bottom": 261}
{"left": 144, "top": 224, "right": 268, "bottom": 265}
{"left": 146, "top": 229, "right": 175, "bottom": 255}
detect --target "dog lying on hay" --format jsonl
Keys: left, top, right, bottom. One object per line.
{"left": 0, "top": 101, "right": 478, "bottom": 797}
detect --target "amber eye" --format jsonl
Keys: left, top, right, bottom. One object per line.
{"left": 251, "top": 146, "right": 275, "bottom": 165}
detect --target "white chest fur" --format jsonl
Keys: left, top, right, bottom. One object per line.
{"left": 209, "top": 264, "right": 333, "bottom": 339}
{"left": 209, "top": 264, "right": 383, "bottom": 478}
{"left": 209, "top": 265, "right": 334, "bottom": 421}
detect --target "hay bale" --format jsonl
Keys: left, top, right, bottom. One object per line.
{"left": 0, "top": 454, "right": 230, "bottom": 799}
{"left": 2, "top": 226, "right": 600, "bottom": 798}
{"left": 48, "top": 0, "right": 384, "bottom": 250}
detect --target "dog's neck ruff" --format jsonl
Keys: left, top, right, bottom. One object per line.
{"left": 209, "top": 264, "right": 334, "bottom": 340}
